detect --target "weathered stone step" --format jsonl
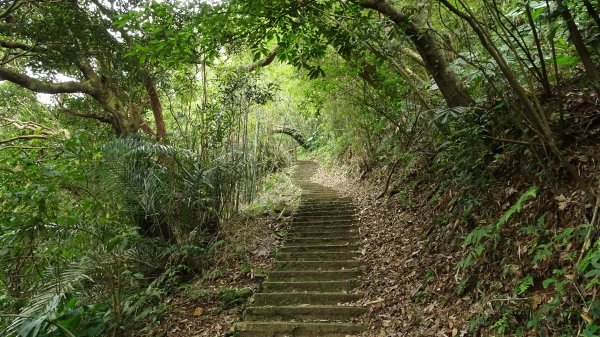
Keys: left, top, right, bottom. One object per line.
{"left": 288, "top": 225, "right": 358, "bottom": 234}
{"left": 274, "top": 260, "right": 360, "bottom": 271}
{"left": 234, "top": 322, "right": 366, "bottom": 336}
{"left": 268, "top": 270, "right": 360, "bottom": 282}
{"left": 253, "top": 292, "right": 362, "bottom": 306}
{"left": 263, "top": 280, "right": 358, "bottom": 292}
{"left": 287, "top": 231, "right": 358, "bottom": 239}
{"left": 301, "top": 198, "right": 352, "bottom": 204}
{"left": 295, "top": 207, "right": 355, "bottom": 214}
{"left": 294, "top": 213, "right": 355, "bottom": 219}
{"left": 286, "top": 237, "right": 355, "bottom": 245}
{"left": 279, "top": 244, "right": 359, "bottom": 253}
{"left": 276, "top": 251, "right": 358, "bottom": 261}
{"left": 292, "top": 218, "right": 355, "bottom": 226}
{"left": 244, "top": 305, "right": 367, "bottom": 322}
{"left": 294, "top": 213, "right": 354, "bottom": 219}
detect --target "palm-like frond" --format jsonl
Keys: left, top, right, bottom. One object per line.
{"left": 5, "top": 258, "right": 93, "bottom": 337}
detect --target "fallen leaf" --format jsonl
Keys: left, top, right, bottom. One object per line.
{"left": 193, "top": 307, "right": 204, "bottom": 316}
{"left": 581, "top": 312, "right": 593, "bottom": 323}
{"left": 555, "top": 194, "right": 568, "bottom": 211}
{"left": 531, "top": 292, "right": 543, "bottom": 310}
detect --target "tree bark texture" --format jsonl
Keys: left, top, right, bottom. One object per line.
{"left": 356, "top": 0, "right": 475, "bottom": 108}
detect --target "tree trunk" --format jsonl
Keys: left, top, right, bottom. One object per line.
{"left": 556, "top": 0, "right": 600, "bottom": 81}
{"left": 525, "top": 2, "right": 552, "bottom": 97}
{"left": 582, "top": 0, "right": 600, "bottom": 29}
{"left": 144, "top": 78, "right": 168, "bottom": 142}
{"left": 440, "top": 0, "right": 580, "bottom": 177}
{"left": 357, "top": 0, "right": 475, "bottom": 108}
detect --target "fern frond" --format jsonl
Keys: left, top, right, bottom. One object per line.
{"left": 5, "top": 258, "right": 94, "bottom": 336}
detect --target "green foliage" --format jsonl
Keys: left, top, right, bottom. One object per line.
{"left": 515, "top": 275, "right": 534, "bottom": 295}
{"left": 458, "top": 186, "right": 537, "bottom": 271}
{"left": 579, "top": 240, "right": 600, "bottom": 290}
{"left": 218, "top": 287, "right": 253, "bottom": 309}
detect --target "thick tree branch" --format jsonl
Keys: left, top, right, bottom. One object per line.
{"left": 246, "top": 46, "right": 282, "bottom": 71}
{"left": 75, "top": 56, "right": 101, "bottom": 81}
{"left": 399, "top": 46, "right": 425, "bottom": 67}
{"left": 0, "top": 0, "right": 23, "bottom": 19}
{"left": 59, "top": 107, "right": 113, "bottom": 124}
{"left": 0, "top": 134, "right": 47, "bottom": 145}
{"left": 0, "top": 67, "right": 96, "bottom": 95}
{"left": 272, "top": 126, "right": 309, "bottom": 149}
{"left": 0, "top": 39, "right": 45, "bottom": 52}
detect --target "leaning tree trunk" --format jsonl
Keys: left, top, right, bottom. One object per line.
{"left": 556, "top": 0, "right": 600, "bottom": 82}
{"left": 357, "top": 0, "right": 475, "bottom": 108}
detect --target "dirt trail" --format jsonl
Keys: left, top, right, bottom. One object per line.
{"left": 234, "top": 160, "right": 365, "bottom": 336}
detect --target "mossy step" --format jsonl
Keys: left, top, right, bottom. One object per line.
{"left": 288, "top": 225, "right": 357, "bottom": 234}
{"left": 276, "top": 251, "right": 359, "bottom": 261}
{"left": 301, "top": 199, "right": 352, "bottom": 205}
{"left": 274, "top": 260, "right": 360, "bottom": 271}
{"left": 295, "top": 208, "right": 356, "bottom": 215}
{"left": 292, "top": 219, "right": 355, "bottom": 226}
{"left": 253, "top": 292, "right": 362, "bottom": 306}
{"left": 286, "top": 237, "right": 355, "bottom": 245}
{"left": 300, "top": 192, "right": 340, "bottom": 196}
{"left": 235, "top": 330, "right": 364, "bottom": 337}
{"left": 263, "top": 280, "right": 358, "bottom": 292}
{"left": 234, "top": 322, "right": 366, "bottom": 336}
{"left": 287, "top": 231, "right": 358, "bottom": 239}
{"left": 301, "top": 196, "right": 342, "bottom": 201}
{"left": 299, "top": 203, "right": 353, "bottom": 209}
{"left": 293, "top": 215, "right": 355, "bottom": 222}
{"left": 279, "top": 244, "right": 359, "bottom": 253}
{"left": 268, "top": 269, "right": 360, "bottom": 282}
{"left": 244, "top": 305, "right": 367, "bottom": 322}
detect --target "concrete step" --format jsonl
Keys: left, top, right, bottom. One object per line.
{"left": 279, "top": 244, "right": 359, "bottom": 253}
{"left": 287, "top": 231, "right": 358, "bottom": 239}
{"left": 263, "top": 280, "right": 358, "bottom": 292}
{"left": 288, "top": 225, "right": 357, "bottom": 234}
{"left": 244, "top": 305, "right": 367, "bottom": 322}
{"left": 301, "top": 199, "right": 352, "bottom": 205}
{"left": 252, "top": 292, "right": 362, "bottom": 306}
{"left": 276, "top": 251, "right": 359, "bottom": 261}
{"left": 286, "top": 237, "right": 355, "bottom": 245}
{"left": 292, "top": 218, "right": 355, "bottom": 226}
{"left": 294, "top": 208, "right": 356, "bottom": 215}
{"left": 274, "top": 260, "right": 360, "bottom": 271}
{"left": 268, "top": 270, "right": 360, "bottom": 282}
{"left": 234, "top": 322, "right": 366, "bottom": 336}
{"left": 294, "top": 215, "right": 355, "bottom": 222}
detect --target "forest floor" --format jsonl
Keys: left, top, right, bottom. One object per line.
{"left": 154, "top": 163, "right": 472, "bottom": 337}
{"left": 149, "top": 214, "right": 290, "bottom": 337}
{"left": 311, "top": 165, "right": 474, "bottom": 337}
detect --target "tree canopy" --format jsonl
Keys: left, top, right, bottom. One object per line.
{"left": 1, "top": 0, "right": 600, "bottom": 335}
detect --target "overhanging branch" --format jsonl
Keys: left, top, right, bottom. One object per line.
{"left": 0, "top": 134, "right": 47, "bottom": 145}
{"left": 272, "top": 126, "right": 309, "bottom": 149}
{"left": 0, "top": 67, "right": 95, "bottom": 95}
{"left": 0, "top": 39, "right": 46, "bottom": 53}
{"left": 247, "top": 46, "right": 282, "bottom": 72}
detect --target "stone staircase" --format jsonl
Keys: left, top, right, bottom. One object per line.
{"left": 234, "top": 161, "right": 365, "bottom": 337}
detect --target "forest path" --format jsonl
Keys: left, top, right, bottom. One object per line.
{"left": 234, "top": 160, "right": 366, "bottom": 336}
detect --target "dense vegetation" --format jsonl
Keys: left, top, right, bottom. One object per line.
{"left": 0, "top": 0, "right": 599, "bottom": 335}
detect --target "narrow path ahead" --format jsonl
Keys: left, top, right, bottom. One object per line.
{"left": 235, "top": 161, "right": 365, "bottom": 336}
